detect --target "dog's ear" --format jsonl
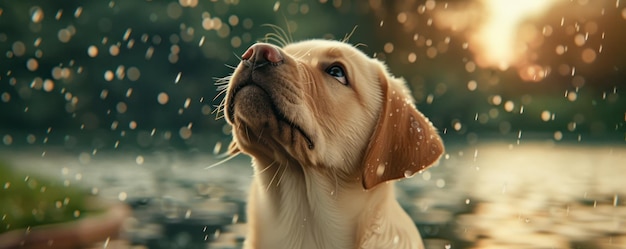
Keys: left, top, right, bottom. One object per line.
{"left": 361, "top": 70, "right": 444, "bottom": 190}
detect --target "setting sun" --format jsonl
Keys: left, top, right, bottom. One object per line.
{"left": 435, "top": 0, "right": 564, "bottom": 73}
{"left": 475, "top": 0, "right": 562, "bottom": 70}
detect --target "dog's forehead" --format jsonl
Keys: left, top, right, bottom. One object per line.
{"left": 283, "top": 40, "right": 367, "bottom": 61}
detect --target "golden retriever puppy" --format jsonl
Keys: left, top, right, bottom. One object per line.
{"left": 222, "top": 39, "right": 444, "bottom": 249}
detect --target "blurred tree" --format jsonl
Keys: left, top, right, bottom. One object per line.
{"left": 0, "top": 0, "right": 624, "bottom": 151}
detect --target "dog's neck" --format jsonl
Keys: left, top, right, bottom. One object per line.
{"left": 247, "top": 157, "right": 394, "bottom": 249}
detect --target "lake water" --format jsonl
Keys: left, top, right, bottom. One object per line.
{"left": 2, "top": 140, "right": 625, "bottom": 249}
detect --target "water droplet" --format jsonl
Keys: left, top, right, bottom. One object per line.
{"left": 87, "top": 45, "right": 98, "bottom": 57}
{"left": 179, "top": 126, "right": 192, "bottom": 140}
{"left": 26, "top": 58, "right": 39, "bottom": 71}
{"left": 541, "top": 110, "right": 552, "bottom": 122}
{"left": 74, "top": 7, "right": 83, "bottom": 18}
{"left": 403, "top": 170, "right": 414, "bottom": 178}
{"left": 436, "top": 179, "right": 445, "bottom": 188}
{"left": 199, "top": 36, "right": 205, "bottom": 46}
{"left": 175, "top": 72, "right": 182, "bottom": 83}
{"left": 116, "top": 102, "right": 127, "bottom": 114}
{"left": 467, "top": 80, "right": 477, "bottom": 91}
{"left": 31, "top": 7, "right": 44, "bottom": 23}
{"left": 58, "top": 28, "right": 72, "bottom": 43}
{"left": 104, "top": 70, "right": 114, "bottom": 81}
{"left": 376, "top": 164, "right": 385, "bottom": 177}
{"left": 581, "top": 48, "right": 597, "bottom": 63}
{"left": 383, "top": 42, "right": 394, "bottom": 53}
{"left": 2, "top": 135, "right": 13, "bottom": 145}
{"left": 118, "top": 192, "right": 127, "bottom": 201}
{"left": 115, "top": 65, "right": 125, "bottom": 79}
{"left": 122, "top": 28, "right": 132, "bottom": 41}
{"left": 42, "top": 79, "right": 54, "bottom": 92}
{"left": 554, "top": 131, "right": 563, "bottom": 141}
{"left": 273, "top": 1, "right": 281, "bottom": 11}
{"left": 230, "top": 214, "right": 239, "bottom": 224}
{"left": 157, "top": 92, "right": 169, "bottom": 105}
{"left": 127, "top": 67, "right": 140, "bottom": 81}
{"left": 109, "top": 44, "right": 120, "bottom": 56}
{"left": 452, "top": 120, "right": 462, "bottom": 131}
{"left": 422, "top": 171, "right": 431, "bottom": 181}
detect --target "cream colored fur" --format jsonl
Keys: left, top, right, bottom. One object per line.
{"left": 223, "top": 39, "right": 444, "bottom": 249}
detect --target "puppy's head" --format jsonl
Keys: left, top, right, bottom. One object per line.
{"left": 223, "top": 39, "right": 443, "bottom": 189}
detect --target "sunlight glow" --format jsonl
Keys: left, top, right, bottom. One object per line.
{"left": 476, "top": 0, "right": 559, "bottom": 70}
{"left": 436, "top": 0, "right": 563, "bottom": 71}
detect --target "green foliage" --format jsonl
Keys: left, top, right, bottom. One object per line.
{"left": 0, "top": 161, "right": 92, "bottom": 233}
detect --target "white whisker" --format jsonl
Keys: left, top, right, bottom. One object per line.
{"left": 257, "top": 127, "right": 265, "bottom": 143}
{"left": 291, "top": 47, "right": 317, "bottom": 61}
{"left": 342, "top": 25, "right": 359, "bottom": 43}
{"left": 266, "top": 163, "right": 282, "bottom": 192}
{"left": 255, "top": 161, "right": 277, "bottom": 176}
{"left": 244, "top": 123, "right": 251, "bottom": 142}
{"left": 276, "top": 162, "right": 288, "bottom": 186}
{"left": 205, "top": 152, "right": 240, "bottom": 170}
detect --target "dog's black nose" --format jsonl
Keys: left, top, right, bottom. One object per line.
{"left": 242, "top": 43, "right": 283, "bottom": 65}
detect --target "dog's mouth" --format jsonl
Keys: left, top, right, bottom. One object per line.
{"left": 228, "top": 82, "right": 315, "bottom": 150}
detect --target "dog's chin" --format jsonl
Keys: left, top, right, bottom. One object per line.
{"left": 231, "top": 85, "right": 275, "bottom": 130}
{"left": 229, "top": 85, "right": 314, "bottom": 157}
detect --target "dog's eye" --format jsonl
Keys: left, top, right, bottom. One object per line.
{"left": 325, "top": 65, "right": 348, "bottom": 85}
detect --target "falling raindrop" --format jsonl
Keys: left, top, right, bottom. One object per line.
{"left": 31, "top": 7, "right": 44, "bottom": 23}
{"left": 175, "top": 72, "right": 182, "bottom": 83}
{"left": 436, "top": 179, "right": 445, "bottom": 188}
{"left": 273, "top": 1, "right": 281, "bottom": 11}
{"left": 104, "top": 70, "right": 114, "bottom": 81}
{"left": 541, "top": 110, "right": 552, "bottom": 122}
{"left": 554, "top": 131, "right": 563, "bottom": 141}
{"left": 74, "top": 7, "right": 83, "bottom": 18}
{"left": 179, "top": 126, "right": 192, "bottom": 140}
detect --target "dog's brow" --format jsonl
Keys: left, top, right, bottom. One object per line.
{"left": 326, "top": 47, "right": 343, "bottom": 59}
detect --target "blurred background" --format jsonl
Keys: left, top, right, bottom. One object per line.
{"left": 0, "top": 0, "right": 625, "bottom": 248}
